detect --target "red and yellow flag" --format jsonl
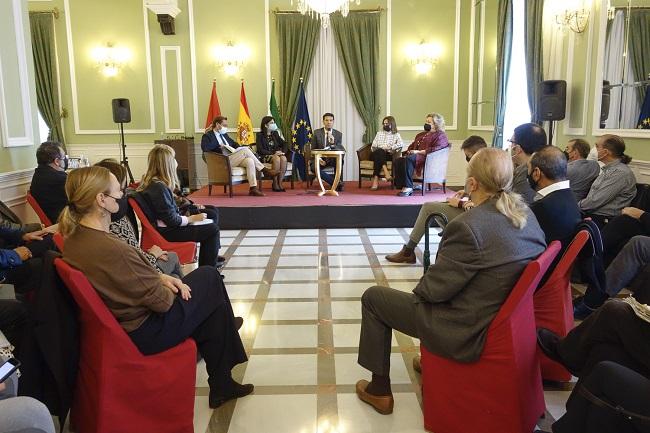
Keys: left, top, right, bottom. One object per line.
{"left": 204, "top": 80, "right": 221, "bottom": 129}
{"left": 237, "top": 81, "right": 254, "bottom": 145}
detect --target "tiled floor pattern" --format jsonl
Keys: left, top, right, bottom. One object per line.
{"left": 188, "top": 228, "right": 573, "bottom": 433}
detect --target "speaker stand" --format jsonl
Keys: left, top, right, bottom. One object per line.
{"left": 547, "top": 120, "right": 555, "bottom": 147}
{"left": 118, "top": 122, "right": 135, "bottom": 184}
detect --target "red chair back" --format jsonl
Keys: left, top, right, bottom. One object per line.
{"left": 52, "top": 233, "right": 64, "bottom": 252}
{"left": 534, "top": 230, "right": 589, "bottom": 381}
{"left": 26, "top": 191, "right": 52, "bottom": 226}
{"left": 421, "top": 241, "right": 561, "bottom": 433}
{"left": 128, "top": 197, "right": 197, "bottom": 264}
{"left": 54, "top": 259, "right": 196, "bottom": 433}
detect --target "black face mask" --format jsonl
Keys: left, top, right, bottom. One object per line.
{"left": 465, "top": 155, "right": 472, "bottom": 163}
{"left": 527, "top": 172, "right": 538, "bottom": 191}
{"left": 563, "top": 150, "right": 570, "bottom": 160}
{"left": 110, "top": 194, "right": 129, "bottom": 222}
{"left": 383, "top": 124, "right": 391, "bottom": 132}
{"left": 424, "top": 124, "right": 432, "bottom": 132}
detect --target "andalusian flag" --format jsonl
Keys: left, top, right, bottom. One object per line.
{"left": 269, "top": 79, "right": 283, "bottom": 136}
{"left": 237, "top": 80, "right": 254, "bottom": 145}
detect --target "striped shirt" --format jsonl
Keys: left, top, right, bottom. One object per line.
{"left": 371, "top": 130, "right": 404, "bottom": 151}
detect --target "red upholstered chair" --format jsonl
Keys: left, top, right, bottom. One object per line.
{"left": 54, "top": 258, "right": 197, "bottom": 433}
{"left": 52, "top": 233, "right": 64, "bottom": 251}
{"left": 26, "top": 191, "right": 52, "bottom": 226}
{"left": 128, "top": 197, "right": 197, "bottom": 265}
{"left": 534, "top": 230, "right": 589, "bottom": 382}
{"left": 421, "top": 241, "right": 561, "bottom": 433}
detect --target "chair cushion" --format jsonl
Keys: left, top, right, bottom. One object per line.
{"left": 231, "top": 166, "right": 246, "bottom": 176}
{"left": 360, "top": 160, "right": 392, "bottom": 170}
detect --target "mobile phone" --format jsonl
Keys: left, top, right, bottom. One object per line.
{"left": 0, "top": 358, "right": 20, "bottom": 383}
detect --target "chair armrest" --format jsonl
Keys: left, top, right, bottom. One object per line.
{"left": 204, "top": 152, "right": 232, "bottom": 183}
{"left": 356, "top": 143, "right": 372, "bottom": 161}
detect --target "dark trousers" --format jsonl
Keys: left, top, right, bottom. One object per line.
{"left": 128, "top": 266, "right": 247, "bottom": 392}
{"left": 393, "top": 154, "right": 417, "bottom": 189}
{"left": 0, "top": 300, "right": 28, "bottom": 353}
{"left": 5, "top": 258, "right": 43, "bottom": 297}
{"left": 370, "top": 149, "right": 393, "bottom": 176}
{"left": 310, "top": 160, "right": 344, "bottom": 186}
{"left": 553, "top": 361, "right": 650, "bottom": 433}
{"left": 159, "top": 216, "right": 220, "bottom": 267}
{"left": 557, "top": 300, "right": 650, "bottom": 380}
{"left": 601, "top": 215, "right": 647, "bottom": 267}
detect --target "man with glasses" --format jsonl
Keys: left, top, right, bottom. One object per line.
{"left": 509, "top": 123, "right": 548, "bottom": 204}
{"left": 565, "top": 138, "right": 600, "bottom": 202}
{"left": 30, "top": 141, "right": 69, "bottom": 223}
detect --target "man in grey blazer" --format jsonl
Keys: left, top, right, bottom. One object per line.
{"left": 312, "top": 113, "right": 345, "bottom": 191}
{"left": 355, "top": 148, "right": 547, "bottom": 414}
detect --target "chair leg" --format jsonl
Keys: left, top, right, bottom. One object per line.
{"left": 291, "top": 176, "right": 294, "bottom": 189}
{"left": 421, "top": 183, "right": 425, "bottom": 196}
{"left": 223, "top": 185, "right": 227, "bottom": 194}
{"left": 208, "top": 185, "right": 212, "bottom": 196}
{"left": 229, "top": 183, "right": 233, "bottom": 198}
{"left": 443, "top": 181, "right": 446, "bottom": 194}
{"left": 358, "top": 171, "right": 362, "bottom": 189}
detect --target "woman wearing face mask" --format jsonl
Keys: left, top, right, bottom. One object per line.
{"left": 393, "top": 113, "right": 450, "bottom": 197}
{"left": 256, "top": 116, "right": 289, "bottom": 192}
{"left": 94, "top": 159, "right": 183, "bottom": 278}
{"left": 60, "top": 166, "right": 253, "bottom": 408}
{"left": 369, "top": 116, "right": 403, "bottom": 190}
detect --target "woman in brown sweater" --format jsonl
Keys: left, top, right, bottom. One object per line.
{"left": 59, "top": 166, "right": 252, "bottom": 408}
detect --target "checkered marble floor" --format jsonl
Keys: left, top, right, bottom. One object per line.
{"left": 189, "top": 228, "right": 574, "bottom": 433}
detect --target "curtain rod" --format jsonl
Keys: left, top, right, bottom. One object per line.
{"left": 612, "top": 5, "right": 650, "bottom": 9}
{"left": 30, "top": 7, "right": 60, "bottom": 19}
{"left": 273, "top": 7, "right": 383, "bottom": 14}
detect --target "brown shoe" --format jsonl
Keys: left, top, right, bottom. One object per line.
{"left": 385, "top": 246, "right": 416, "bottom": 264}
{"left": 249, "top": 187, "right": 265, "bottom": 197}
{"left": 356, "top": 380, "right": 394, "bottom": 415}
{"left": 261, "top": 167, "right": 279, "bottom": 177}
{"left": 413, "top": 355, "right": 421, "bottom": 374}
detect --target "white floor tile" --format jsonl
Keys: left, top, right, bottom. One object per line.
{"left": 226, "top": 284, "right": 260, "bottom": 300}
{"left": 334, "top": 353, "right": 411, "bottom": 385}
{"left": 192, "top": 396, "right": 212, "bottom": 433}
{"left": 377, "top": 256, "right": 422, "bottom": 266}
{"left": 281, "top": 245, "right": 320, "bottom": 255}
{"left": 328, "top": 255, "right": 371, "bottom": 267}
{"left": 365, "top": 228, "right": 400, "bottom": 235}
{"left": 544, "top": 390, "right": 571, "bottom": 420}
{"left": 229, "top": 394, "right": 317, "bottom": 433}
{"left": 253, "top": 324, "right": 318, "bottom": 348}
{"left": 331, "top": 301, "right": 362, "bottom": 319}
{"left": 242, "top": 354, "right": 318, "bottom": 386}
{"left": 220, "top": 230, "right": 241, "bottom": 237}
{"left": 233, "top": 246, "right": 274, "bottom": 256}
{"left": 371, "top": 244, "right": 408, "bottom": 254}
{"left": 261, "top": 302, "right": 319, "bottom": 321}
{"left": 223, "top": 268, "right": 266, "bottom": 282}
{"left": 195, "top": 359, "right": 209, "bottom": 387}
{"left": 382, "top": 266, "right": 426, "bottom": 280}
{"left": 239, "top": 237, "right": 278, "bottom": 246}
{"left": 330, "top": 282, "right": 374, "bottom": 298}
{"left": 337, "top": 393, "right": 426, "bottom": 433}
{"left": 283, "top": 236, "right": 319, "bottom": 245}
{"left": 328, "top": 244, "right": 367, "bottom": 254}
{"left": 268, "top": 282, "right": 319, "bottom": 299}
{"left": 231, "top": 301, "right": 253, "bottom": 319}
{"left": 327, "top": 228, "right": 359, "bottom": 235}
{"left": 245, "top": 229, "right": 280, "bottom": 237}
{"left": 369, "top": 235, "right": 408, "bottom": 244}
{"left": 329, "top": 267, "right": 376, "bottom": 281}
{"left": 272, "top": 268, "right": 320, "bottom": 281}
{"left": 285, "top": 229, "right": 320, "bottom": 236}
{"left": 333, "top": 324, "right": 398, "bottom": 348}
{"left": 219, "top": 237, "right": 233, "bottom": 247}
{"left": 277, "top": 255, "right": 321, "bottom": 267}
{"left": 226, "top": 256, "right": 270, "bottom": 268}
{"left": 327, "top": 236, "right": 362, "bottom": 245}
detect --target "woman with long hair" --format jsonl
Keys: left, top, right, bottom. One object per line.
{"left": 256, "top": 116, "right": 288, "bottom": 191}
{"left": 137, "top": 145, "right": 221, "bottom": 267}
{"left": 60, "top": 166, "right": 252, "bottom": 408}
{"left": 369, "top": 116, "right": 403, "bottom": 190}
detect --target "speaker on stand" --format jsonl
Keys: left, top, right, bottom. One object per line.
{"left": 537, "top": 80, "right": 567, "bottom": 146}
{"left": 111, "top": 98, "right": 135, "bottom": 184}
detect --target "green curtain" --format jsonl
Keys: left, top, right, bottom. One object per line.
{"left": 331, "top": 12, "right": 380, "bottom": 144}
{"left": 29, "top": 12, "right": 64, "bottom": 147}
{"left": 276, "top": 14, "right": 320, "bottom": 134}
{"left": 628, "top": 9, "right": 650, "bottom": 102}
{"left": 524, "top": 0, "right": 544, "bottom": 124}
{"left": 492, "top": 0, "right": 513, "bottom": 148}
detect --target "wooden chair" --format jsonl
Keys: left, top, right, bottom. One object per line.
{"left": 412, "top": 147, "right": 450, "bottom": 195}
{"left": 356, "top": 144, "right": 401, "bottom": 188}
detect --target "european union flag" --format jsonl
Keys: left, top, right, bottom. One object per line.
{"left": 637, "top": 89, "right": 650, "bottom": 129}
{"left": 291, "top": 82, "right": 312, "bottom": 179}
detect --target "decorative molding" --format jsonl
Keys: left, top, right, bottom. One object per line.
{"left": 386, "top": 0, "right": 391, "bottom": 115}
{"left": 63, "top": 0, "right": 156, "bottom": 134}
{"left": 467, "top": 0, "right": 494, "bottom": 131}
{"left": 0, "top": 168, "right": 35, "bottom": 220}
{"left": 0, "top": 56, "right": 8, "bottom": 147}
{"left": 265, "top": 0, "right": 271, "bottom": 113}
{"left": 591, "top": 0, "right": 650, "bottom": 138}
{"left": 187, "top": 0, "right": 200, "bottom": 133}
{"left": 563, "top": 1, "right": 594, "bottom": 136}
{"left": 160, "top": 46, "right": 185, "bottom": 133}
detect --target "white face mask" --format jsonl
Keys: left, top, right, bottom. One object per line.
{"left": 219, "top": 127, "right": 228, "bottom": 135}
{"left": 268, "top": 123, "right": 278, "bottom": 132}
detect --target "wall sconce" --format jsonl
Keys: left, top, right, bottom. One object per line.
{"left": 405, "top": 41, "right": 442, "bottom": 75}
{"left": 91, "top": 43, "right": 130, "bottom": 77}
{"left": 212, "top": 41, "right": 250, "bottom": 76}
{"left": 555, "top": 6, "right": 590, "bottom": 33}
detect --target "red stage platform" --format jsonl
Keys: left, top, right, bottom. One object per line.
{"left": 189, "top": 181, "right": 453, "bottom": 230}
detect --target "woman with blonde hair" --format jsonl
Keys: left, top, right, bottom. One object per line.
{"left": 354, "top": 147, "right": 546, "bottom": 415}
{"left": 137, "top": 144, "right": 221, "bottom": 268}
{"left": 60, "top": 167, "right": 253, "bottom": 408}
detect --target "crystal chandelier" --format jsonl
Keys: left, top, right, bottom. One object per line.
{"left": 291, "top": 0, "right": 361, "bottom": 29}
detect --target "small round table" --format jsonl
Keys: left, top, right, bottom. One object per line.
{"left": 311, "top": 150, "right": 345, "bottom": 196}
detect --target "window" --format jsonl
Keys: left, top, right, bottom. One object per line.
{"left": 37, "top": 112, "right": 49, "bottom": 143}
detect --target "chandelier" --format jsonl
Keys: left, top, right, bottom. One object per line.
{"left": 291, "top": 0, "right": 361, "bottom": 29}
{"left": 555, "top": 7, "right": 590, "bottom": 33}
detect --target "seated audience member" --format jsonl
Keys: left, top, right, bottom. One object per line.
{"left": 201, "top": 116, "right": 277, "bottom": 197}
{"left": 393, "top": 113, "right": 450, "bottom": 197}
{"left": 256, "top": 116, "right": 288, "bottom": 192}
{"left": 369, "top": 116, "right": 403, "bottom": 190}
{"left": 579, "top": 135, "right": 636, "bottom": 227}
{"left": 94, "top": 159, "right": 183, "bottom": 278}
{"left": 509, "top": 123, "right": 548, "bottom": 204}
{"left": 0, "top": 300, "right": 28, "bottom": 353}
{"left": 312, "top": 113, "right": 345, "bottom": 191}
{"left": 565, "top": 138, "right": 600, "bottom": 202}
{"left": 527, "top": 146, "right": 582, "bottom": 248}
{"left": 356, "top": 148, "right": 546, "bottom": 414}
{"left": 30, "top": 141, "right": 69, "bottom": 223}
{"left": 601, "top": 206, "right": 649, "bottom": 267}
{"left": 61, "top": 166, "right": 253, "bottom": 407}
{"left": 385, "top": 135, "right": 487, "bottom": 264}
{"left": 535, "top": 361, "right": 650, "bottom": 433}
{"left": 1, "top": 199, "right": 43, "bottom": 235}
{"left": 138, "top": 145, "right": 221, "bottom": 268}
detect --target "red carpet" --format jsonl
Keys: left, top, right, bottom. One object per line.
{"left": 189, "top": 181, "right": 454, "bottom": 208}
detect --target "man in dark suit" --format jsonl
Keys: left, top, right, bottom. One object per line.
{"left": 29, "top": 141, "right": 68, "bottom": 223}
{"left": 527, "top": 146, "right": 582, "bottom": 249}
{"left": 509, "top": 123, "right": 548, "bottom": 204}
{"left": 312, "top": 113, "right": 345, "bottom": 191}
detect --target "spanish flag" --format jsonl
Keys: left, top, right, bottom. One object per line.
{"left": 204, "top": 80, "right": 222, "bottom": 129}
{"left": 237, "top": 80, "right": 254, "bottom": 145}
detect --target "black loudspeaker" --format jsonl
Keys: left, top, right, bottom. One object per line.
{"left": 537, "top": 80, "right": 566, "bottom": 121}
{"left": 112, "top": 98, "right": 131, "bottom": 123}
{"left": 600, "top": 80, "right": 611, "bottom": 128}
